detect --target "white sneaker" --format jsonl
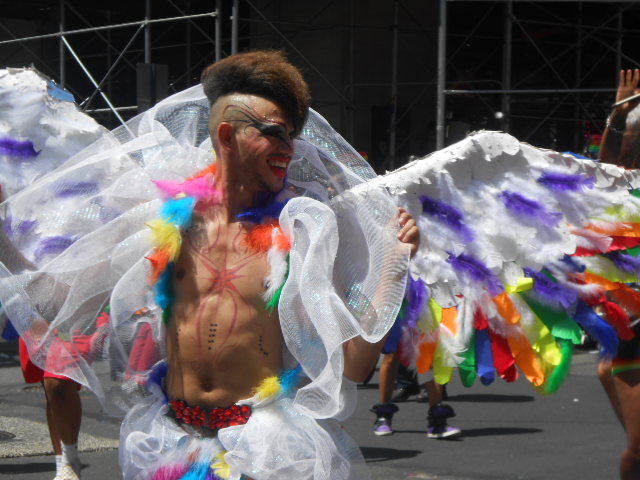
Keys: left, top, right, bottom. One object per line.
{"left": 53, "top": 463, "right": 80, "bottom": 480}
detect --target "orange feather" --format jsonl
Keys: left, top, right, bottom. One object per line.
{"left": 146, "top": 249, "right": 171, "bottom": 284}
{"left": 245, "top": 224, "right": 277, "bottom": 252}
{"left": 188, "top": 163, "right": 217, "bottom": 180}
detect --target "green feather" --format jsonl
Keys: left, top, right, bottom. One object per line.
{"left": 267, "top": 283, "right": 285, "bottom": 312}
{"left": 397, "top": 300, "right": 407, "bottom": 321}
{"left": 266, "top": 255, "right": 290, "bottom": 312}
{"left": 162, "top": 306, "right": 172, "bottom": 327}
{"left": 458, "top": 331, "right": 476, "bottom": 387}
{"left": 625, "top": 245, "right": 640, "bottom": 257}
{"left": 521, "top": 294, "right": 583, "bottom": 344}
{"left": 542, "top": 339, "right": 573, "bottom": 394}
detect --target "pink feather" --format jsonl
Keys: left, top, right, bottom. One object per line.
{"left": 151, "top": 464, "right": 189, "bottom": 480}
{"left": 398, "top": 327, "right": 424, "bottom": 367}
{"left": 571, "top": 227, "right": 613, "bottom": 253}
{"left": 154, "top": 175, "right": 222, "bottom": 203}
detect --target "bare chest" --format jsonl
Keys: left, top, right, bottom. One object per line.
{"left": 173, "top": 215, "right": 269, "bottom": 309}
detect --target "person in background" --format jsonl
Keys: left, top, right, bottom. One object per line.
{"left": 598, "top": 68, "right": 640, "bottom": 480}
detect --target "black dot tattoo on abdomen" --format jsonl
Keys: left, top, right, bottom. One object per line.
{"left": 258, "top": 335, "right": 269, "bottom": 356}
{"left": 208, "top": 323, "right": 218, "bottom": 351}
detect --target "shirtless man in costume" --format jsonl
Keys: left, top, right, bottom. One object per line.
{"left": 170, "top": 51, "right": 417, "bottom": 417}
{"left": 121, "top": 50, "right": 419, "bottom": 480}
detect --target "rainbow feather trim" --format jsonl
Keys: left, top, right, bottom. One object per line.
{"left": 148, "top": 169, "right": 221, "bottom": 325}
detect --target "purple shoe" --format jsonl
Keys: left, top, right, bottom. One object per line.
{"left": 370, "top": 403, "right": 399, "bottom": 436}
{"left": 374, "top": 418, "right": 394, "bottom": 436}
{"left": 427, "top": 424, "right": 461, "bottom": 439}
{"left": 427, "top": 403, "right": 461, "bottom": 439}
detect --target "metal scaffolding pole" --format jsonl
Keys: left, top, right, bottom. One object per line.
{"left": 81, "top": 25, "right": 145, "bottom": 110}
{"left": 232, "top": 0, "right": 239, "bottom": 55}
{"left": 61, "top": 36, "right": 130, "bottom": 131}
{"left": 617, "top": 6, "right": 623, "bottom": 73}
{"left": 573, "top": 2, "right": 582, "bottom": 152}
{"left": 186, "top": 0, "right": 192, "bottom": 79}
{"left": 59, "top": 0, "right": 65, "bottom": 87}
{"left": 347, "top": 0, "right": 355, "bottom": 144}
{"left": 0, "top": 12, "right": 217, "bottom": 46}
{"left": 436, "top": 0, "right": 447, "bottom": 150}
{"left": 216, "top": 0, "right": 222, "bottom": 61}
{"left": 145, "top": 0, "right": 151, "bottom": 63}
{"left": 389, "top": 0, "right": 398, "bottom": 170}
{"left": 446, "top": 88, "right": 615, "bottom": 95}
{"left": 501, "top": 0, "right": 512, "bottom": 133}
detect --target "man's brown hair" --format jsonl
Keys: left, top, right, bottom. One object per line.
{"left": 201, "top": 50, "right": 311, "bottom": 137}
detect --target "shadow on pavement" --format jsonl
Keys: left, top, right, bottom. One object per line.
{"left": 360, "top": 446, "right": 422, "bottom": 463}
{"left": 458, "top": 426, "right": 542, "bottom": 437}
{"left": 0, "top": 462, "right": 55, "bottom": 474}
{"left": 357, "top": 382, "right": 379, "bottom": 391}
{"left": 447, "top": 393, "right": 535, "bottom": 403}
{"left": 0, "top": 341, "right": 20, "bottom": 369}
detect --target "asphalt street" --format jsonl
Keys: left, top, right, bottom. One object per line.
{"left": 0, "top": 340, "right": 625, "bottom": 479}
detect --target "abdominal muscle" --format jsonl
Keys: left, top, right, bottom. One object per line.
{"left": 165, "top": 215, "right": 284, "bottom": 408}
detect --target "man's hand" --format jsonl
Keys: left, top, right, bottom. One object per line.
{"left": 600, "top": 69, "right": 640, "bottom": 168}
{"left": 397, "top": 208, "right": 419, "bottom": 257}
{"left": 614, "top": 69, "right": 640, "bottom": 115}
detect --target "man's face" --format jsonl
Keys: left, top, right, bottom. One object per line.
{"left": 222, "top": 96, "right": 294, "bottom": 194}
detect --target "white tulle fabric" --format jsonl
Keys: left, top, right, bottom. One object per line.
{"left": 0, "top": 78, "right": 407, "bottom": 478}
{"left": 120, "top": 379, "right": 369, "bottom": 480}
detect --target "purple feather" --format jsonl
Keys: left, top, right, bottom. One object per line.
{"left": 403, "top": 276, "right": 428, "bottom": 329}
{"left": 16, "top": 219, "right": 37, "bottom": 235}
{"left": 560, "top": 255, "right": 586, "bottom": 273}
{"left": 421, "top": 195, "right": 474, "bottom": 243}
{"left": 607, "top": 251, "right": 640, "bottom": 274}
{"left": 537, "top": 172, "right": 595, "bottom": 192}
{"left": 523, "top": 267, "right": 577, "bottom": 310}
{"left": 448, "top": 252, "right": 503, "bottom": 297}
{"left": 2, "top": 214, "right": 11, "bottom": 237}
{"left": 34, "top": 235, "right": 75, "bottom": 262}
{"left": 0, "top": 137, "right": 38, "bottom": 158}
{"left": 53, "top": 181, "right": 99, "bottom": 198}
{"left": 499, "top": 190, "right": 562, "bottom": 227}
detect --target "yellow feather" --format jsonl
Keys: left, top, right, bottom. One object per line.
{"left": 428, "top": 299, "right": 443, "bottom": 327}
{"left": 505, "top": 277, "right": 534, "bottom": 293}
{"left": 147, "top": 219, "right": 182, "bottom": 260}
{"left": 211, "top": 452, "right": 231, "bottom": 479}
{"left": 254, "top": 375, "right": 281, "bottom": 400}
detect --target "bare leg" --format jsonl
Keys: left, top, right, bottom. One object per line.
{"left": 43, "top": 382, "right": 62, "bottom": 455}
{"left": 43, "top": 377, "right": 82, "bottom": 446}
{"left": 425, "top": 379, "right": 443, "bottom": 408}
{"left": 598, "top": 359, "right": 625, "bottom": 427}
{"left": 44, "top": 377, "right": 82, "bottom": 477}
{"left": 379, "top": 352, "right": 399, "bottom": 403}
{"left": 371, "top": 353, "right": 400, "bottom": 435}
{"left": 614, "top": 370, "right": 640, "bottom": 480}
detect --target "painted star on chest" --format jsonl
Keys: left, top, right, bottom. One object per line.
{"left": 199, "top": 257, "right": 254, "bottom": 294}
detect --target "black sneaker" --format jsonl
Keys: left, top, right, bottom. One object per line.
{"left": 391, "top": 386, "right": 418, "bottom": 402}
